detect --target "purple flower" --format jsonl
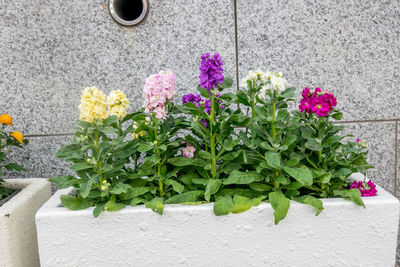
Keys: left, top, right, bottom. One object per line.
{"left": 182, "top": 94, "right": 202, "bottom": 105}
{"left": 199, "top": 52, "right": 225, "bottom": 91}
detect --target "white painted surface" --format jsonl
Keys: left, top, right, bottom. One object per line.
{"left": 36, "top": 175, "right": 399, "bottom": 267}
{"left": 0, "top": 178, "right": 51, "bottom": 267}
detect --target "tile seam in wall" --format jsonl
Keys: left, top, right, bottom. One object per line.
{"left": 25, "top": 119, "right": 399, "bottom": 137}
{"left": 334, "top": 119, "right": 400, "bottom": 124}
{"left": 395, "top": 121, "right": 398, "bottom": 197}
{"left": 25, "top": 133, "right": 74, "bottom": 138}
{"left": 233, "top": 0, "right": 239, "bottom": 93}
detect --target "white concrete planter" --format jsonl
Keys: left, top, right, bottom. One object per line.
{"left": 36, "top": 176, "right": 399, "bottom": 267}
{"left": 0, "top": 178, "right": 51, "bottom": 267}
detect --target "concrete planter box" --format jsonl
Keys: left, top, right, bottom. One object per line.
{"left": 36, "top": 177, "right": 399, "bottom": 267}
{"left": 0, "top": 178, "right": 51, "bottom": 267}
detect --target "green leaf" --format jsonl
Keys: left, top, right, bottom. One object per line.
{"left": 231, "top": 195, "right": 265, "bottom": 214}
{"left": 104, "top": 201, "right": 126, "bottom": 212}
{"left": 285, "top": 158, "right": 300, "bottom": 167}
{"left": 120, "top": 187, "right": 152, "bottom": 200}
{"left": 138, "top": 143, "right": 153, "bottom": 153}
{"left": 93, "top": 204, "right": 104, "bottom": 218}
{"left": 110, "top": 182, "right": 131, "bottom": 194}
{"left": 249, "top": 182, "right": 271, "bottom": 192}
{"left": 60, "top": 195, "right": 94, "bottom": 210}
{"left": 101, "top": 126, "right": 117, "bottom": 135}
{"left": 164, "top": 190, "right": 204, "bottom": 204}
{"left": 269, "top": 190, "right": 290, "bottom": 224}
{"left": 334, "top": 189, "right": 365, "bottom": 207}
{"left": 146, "top": 197, "right": 164, "bottom": 215}
{"left": 213, "top": 195, "right": 234, "bottom": 216}
{"left": 164, "top": 179, "right": 185, "bottom": 194}
{"left": 265, "top": 151, "right": 281, "bottom": 169}
{"left": 305, "top": 139, "right": 322, "bottom": 151}
{"left": 237, "top": 90, "right": 250, "bottom": 106}
{"left": 198, "top": 86, "right": 211, "bottom": 97}
{"left": 293, "top": 195, "right": 324, "bottom": 216}
{"left": 223, "top": 170, "right": 264, "bottom": 185}
{"left": 282, "top": 135, "right": 297, "bottom": 147}
{"left": 4, "top": 163, "right": 26, "bottom": 172}
{"left": 199, "top": 151, "right": 213, "bottom": 160}
{"left": 334, "top": 168, "right": 351, "bottom": 177}
{"left": 168, "top": 157, "right": 206, "bottom": 167}
{"left": 284, "top": 166, "right": 313, "bottom": 186}
{"left": 70, "top": 163, "right": 93, "bottom": 172}
{"left": 332, "top": 112, "right": 343, "bottom": 120}
{"left": 50, "top": 175, "right": 82, "bottom": 189}
{"left": 79, "top": 177, "right": 96, "bottom": 198}
{"left": 130, "top": 198, "right": 146, "bottom": 206}
{"left": 221, "top": 77, "right": 233, "bottom": 89}
{"left": 204, "top": 179, "right": 222, "bottom": 202}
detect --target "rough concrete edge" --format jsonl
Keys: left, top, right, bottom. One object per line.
{"left": 0, "top": 178, "right": 51, "bottom": 216}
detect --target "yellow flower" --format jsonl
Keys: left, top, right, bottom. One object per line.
{"left": 10, "top": 131, "right": 24, "bottom": 143}
{"left": 107, "top": 90, "right": 130, "bottom": 119}
{"left": 0, "top": 114, "right": 13, "bottom": 125}
{"left": 78, "top": 87, "right": 108, "bottom": 123}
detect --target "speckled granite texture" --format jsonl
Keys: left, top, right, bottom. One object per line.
{"left": 1, "top": 0, "right": 400, "bottom": 263}
{"left": 237, "top": 0, "right": 400, "bottom": 121}
{"left": 0, "top": 0, "right": 236, "bottom": 135}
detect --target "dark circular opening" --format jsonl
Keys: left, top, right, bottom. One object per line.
{"left": 113, "top": 0, "right": 144, "bottom": 22}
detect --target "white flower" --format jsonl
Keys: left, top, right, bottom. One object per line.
{"left": 248, "top": 70, "right": 258, "bottom": 80}
{"left": 258, "top": 73, "right": 289, "bottom": 99}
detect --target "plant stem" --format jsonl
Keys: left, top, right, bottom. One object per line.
{"left": 305, "top": 156, "right": 318, "bottom": 169}
{"left": 210, "top": 93, "right": 217, "bottom": 179}
{"left": 153, "top": 120, "right": 164, "bottom": 197}
{"left": 95, "top": 128, "right": 104, "bottom": 186}
{"left": 271, "top": 91, "right": 277, "bottom": 141}
{"left": 250, "top": 81, "right": 256, "bottom": 118}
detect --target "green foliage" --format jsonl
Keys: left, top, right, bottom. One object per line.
{"left": 0, "top": 121, "right": 28, "bottom": 200}
{"left": 52, "top": 66, "right": 374, "bottom": 224}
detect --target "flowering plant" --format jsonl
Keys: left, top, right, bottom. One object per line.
{"left": 0, "top": 114, "right": 28, "bottom": 200}
{"left": 50, "top": 87, "right": 139, "bottom": 216}
{"left": 51, "top": 53, "right": 375, "bottom": 222}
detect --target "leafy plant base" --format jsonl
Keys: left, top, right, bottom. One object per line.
{"left": 0, "top": 189, "right": 20, "bottom": 207}
{"left": 37, "top": 183, "right": 399, "bottom": 267}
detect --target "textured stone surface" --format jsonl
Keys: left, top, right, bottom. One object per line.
{"left": 0, "top": 0, "right": 236, "bottom": 135}
{"left": 237, "top": 0, "right": 400, "bottom": 121}
{"left": 0, "top": 179, "right": 51, "bottom": 267}
{"left": 339, "top": 121, "right": 396, "bottom": 194}
{"left": 4, "top": 135, "right": 73, "bottom": 180}
{"left": 36, "top": 178, "right": 399, "bottom": 267}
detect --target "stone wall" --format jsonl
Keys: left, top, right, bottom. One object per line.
{"left": 1, "top": 0, "right": 399, "bottom": 262}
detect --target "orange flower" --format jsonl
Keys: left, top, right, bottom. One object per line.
{"left": 10, "top": 131, "right": 24, "bottom": 143}
{"left": 0, "top": 114, "right": 13, "bottom": 125}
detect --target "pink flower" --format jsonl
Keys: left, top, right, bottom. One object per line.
{"left": 143, "top": 70, "right": 176, "bottom": 120}
{"left": 182, "top": 145, "right": 196, "bottom": 158}
{"left": 350, "top": 180, "right": 377, "bottom": 197}
{"left": 357, "top": 138, "right": 361, "bottom": 143}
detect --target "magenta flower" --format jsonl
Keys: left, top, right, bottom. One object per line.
{"left": 298, "top": 87, "right": 337, "bottom": 117}
{"left": 182, "top": 144, "right": 196, "bottom": 158}
{"left": 350, "top": 180, "right": 377, "bottom": 197}
{"left": 199, "top": 52, "right": 224, "bottom": 91}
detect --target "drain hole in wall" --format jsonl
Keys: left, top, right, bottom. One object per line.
{"left": 109, "top": 0, "right": 148, "bottom": 26}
